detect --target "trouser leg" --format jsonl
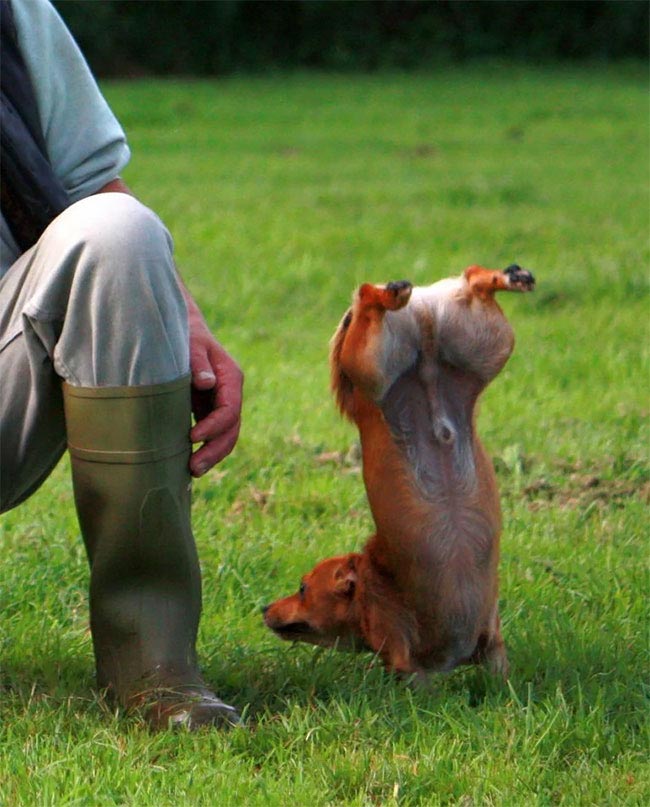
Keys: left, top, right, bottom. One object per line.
{"left": 0, "top": 192, "right": 188, "bottom": 510}
{"left": 0, "top": 324, "right": 66, "bottom": 512}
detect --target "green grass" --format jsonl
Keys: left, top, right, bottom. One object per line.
{"left": 1, "top": 66, "right": 648, "bottom": 806}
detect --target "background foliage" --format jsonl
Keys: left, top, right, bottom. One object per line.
{"left": 54, "top": 0, "right": 649, "bottom": 76}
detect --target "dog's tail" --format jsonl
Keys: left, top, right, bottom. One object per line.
{"left": 329, "top": 308, "right": 355, "bottom": 420}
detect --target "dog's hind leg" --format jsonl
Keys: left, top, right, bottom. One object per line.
{"left": 434, "top": 266, "right": 535, "bottom": 385}
{"left": 358, "top": 280, "right": 414, "bottom": 312}
{"left": 333, "top": 281, "right": 414, "bottom": 403}
{"left": 465, "top": 264, "right": 535, "bottom": 300}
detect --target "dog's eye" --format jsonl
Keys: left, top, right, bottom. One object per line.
{"left": 299, "top": 582, "right": 306, "bottom": 598}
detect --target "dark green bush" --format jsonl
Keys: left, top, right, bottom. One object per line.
{"left": 53, "top": 0, "right": 649, "bottom": 76}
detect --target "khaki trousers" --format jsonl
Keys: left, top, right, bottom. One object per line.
{"left": 0, "top": 193, "right": 189, "bottom": 512}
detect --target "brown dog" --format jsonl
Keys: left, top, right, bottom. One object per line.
{"left": 264, "top": 265, "right": 534, "bottom": 678}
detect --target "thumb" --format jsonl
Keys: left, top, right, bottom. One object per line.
{"left": 190, "top": 344, "right": 216, "bottom": 390}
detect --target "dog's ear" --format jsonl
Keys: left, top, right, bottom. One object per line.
{"left": 334, "top": 554, "right": 358, "bottom": 597}
{"left": 329, "top": 308, "right": 355, "bottom": 420}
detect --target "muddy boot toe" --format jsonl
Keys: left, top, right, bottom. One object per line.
{"left": 143, "top": 686, "right": 243, "bottom": 731}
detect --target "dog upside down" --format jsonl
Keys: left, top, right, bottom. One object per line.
{"left": 264, "top": 265, "right": 534, "bottom": 679}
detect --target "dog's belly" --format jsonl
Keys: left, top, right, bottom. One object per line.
{"left": 380, "top": 363, "right": 487, "bottom": 500}
{"left": 374, "top": 365, "right": 501, "bottom": 671}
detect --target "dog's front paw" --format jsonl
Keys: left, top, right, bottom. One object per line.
{"left": 504, "top": 264, "right": 535, "bottom": 292}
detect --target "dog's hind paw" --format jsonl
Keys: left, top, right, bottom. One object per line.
{"left": 384, "top": 280, "right": 413, "bottom": 309}
{"left": 358, "top": 280, "right": 413, "bottom": 311}
{"left": 503, "top": 264, "right": 535, "bottom": 292}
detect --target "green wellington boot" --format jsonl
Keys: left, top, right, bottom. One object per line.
{"left": 62, "top": 377, "right": 241, "bottom": 730}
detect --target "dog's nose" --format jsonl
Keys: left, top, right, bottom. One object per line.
{"left": 261, "top": 604, "right": 269, "bottom": 616}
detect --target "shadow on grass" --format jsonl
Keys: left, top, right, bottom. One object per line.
{"left": 3, "top": 629, "right": 645, "bottom": 738}
{"left": 201, "top": 642, "right": 517, "bottom": 727}
{"left": 201, "top": 632, "right": 648, "bottom": 733}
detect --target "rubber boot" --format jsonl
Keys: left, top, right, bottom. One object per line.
{"left": 62, "top": 376, "right": 241, "bottom": 729}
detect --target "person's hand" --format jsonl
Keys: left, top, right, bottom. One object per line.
{"left": 186, "top": 303, "right": 243, "bottom": 477}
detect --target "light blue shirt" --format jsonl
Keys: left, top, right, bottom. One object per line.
{"left": 1, "top": 0, "right": 131, "bottom": 275}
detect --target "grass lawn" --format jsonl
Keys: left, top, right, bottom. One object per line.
{"left": 1, "top": 65, "right": 648, "bottom": 806}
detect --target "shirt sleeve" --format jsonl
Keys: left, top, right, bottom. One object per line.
{"left": 11, "top": 0, "right": 131, "bottom": 202}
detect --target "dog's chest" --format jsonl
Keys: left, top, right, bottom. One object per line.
{"left": 380, "top": 363, "right": 479, "bottom": 496}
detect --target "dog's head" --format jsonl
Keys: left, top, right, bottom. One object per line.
{"left": 263, "top": 553, "right": 366, "bottom": 650}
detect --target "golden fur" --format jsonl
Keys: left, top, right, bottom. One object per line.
{"left": 264, "top": 265, "right": 534, "bottom": 678}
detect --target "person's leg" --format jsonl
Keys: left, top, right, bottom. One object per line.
{"left": 0, "top": 193, "right": 239, "bottom": 728}
{"left": 0, "top": 192, "right": 188, "bottom": 508}
{"left": 0, "top": 250, "right": 67, "bottom": 512}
